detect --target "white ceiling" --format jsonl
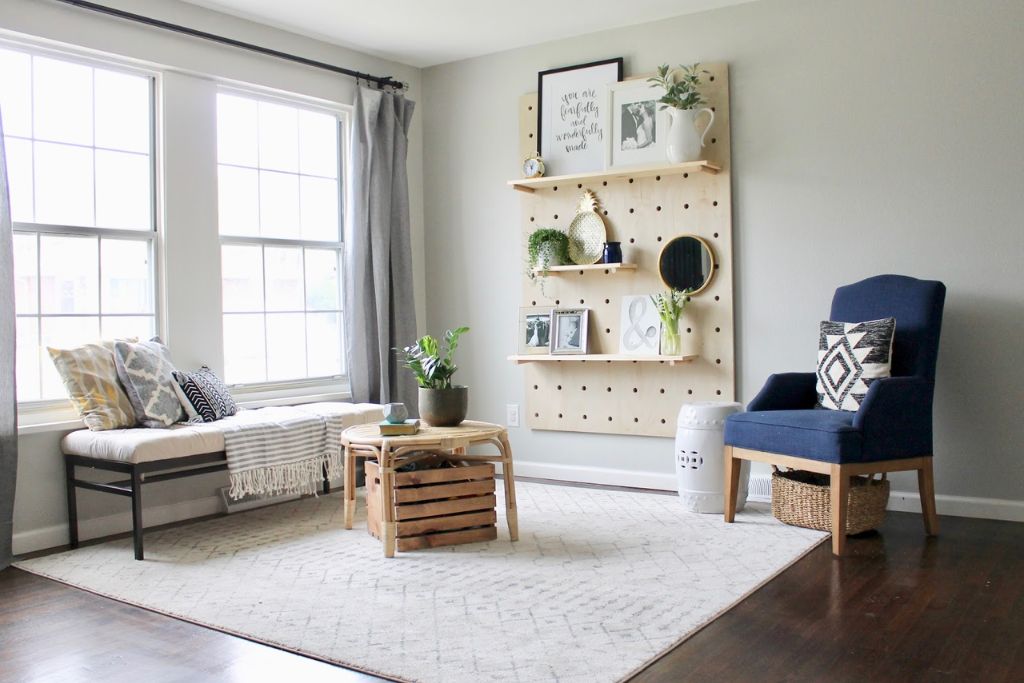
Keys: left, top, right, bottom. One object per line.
{"left": 178, "top": 0, "right": 754, "bottom": 68}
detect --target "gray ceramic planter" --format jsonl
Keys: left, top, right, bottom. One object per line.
{"left": 418, "top": 386, "right": 468, "bottom": 427}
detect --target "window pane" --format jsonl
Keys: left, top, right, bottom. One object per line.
{"left": 223, "top": 313, "right": 266, "bottom": 384}
{"left": 101, "top": 239, "right": 152, "bottom": 313}
{"left": 13, "top": 233, "right": 38, "bottom": 315}
{"left": 34, "top": 142, "right": 94, "bottom": 226}
{"left": 102, "top": 315, "right": 155, "bottom": 341}
{"left": 259, "top": 170, "right": 299, "bottom": 238}
{"left": 0, "top": 48, "right": 32, "bottom": 138}
{"left": 41, "top": 316, "right": 101, "bottom": 399}
{"left": 306, "top": 312, "right": 342, "bottom": 377}
{"left": 266, "top": 312, "right": 306, "bottom": 381}
{"left": 304, "top": 249, "right": 340, "bottom": 311}
{"left": 16, "top": 318, "right": 40, "bottom": 402}
{"left": 258, "top": 101, "right": 299, "bottom": 173}
{"left": 94, "top": 69, "right": 150, "bottom": 153}
{"left": 298, "top": 109, "right": 337, "bottom": 178}
{"left": 40, "top": 234, "right": 99, "bottom": 314}
{"left": 217, "top": 94, "right": 258, "bottom": 167}
{"left": 299, "top": 175, "right": 339, "bottom": 241}
{"left": 264, "top": 247, "right": 303, "bottom": 311}
{"left": 217, "top": 165, "right": 259, "bottom": 237}
{"left": 33, "top": 57, "right": 93, "bottom": 145}
{"left": 95, "top": 150, "right": 151, "bottom": 230}
{"left": 221, "top": 244, "right": 264, "bottom": 312}
{"left": 4, "top": 137, "right": 34, "bottom": 222}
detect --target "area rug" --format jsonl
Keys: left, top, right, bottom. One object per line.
{"left": 16, "top": 482, "right": 826, "bottom": 682}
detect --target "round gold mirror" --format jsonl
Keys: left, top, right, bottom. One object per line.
{"left": 658, "top": 235, "right": 715, "bottom": 295}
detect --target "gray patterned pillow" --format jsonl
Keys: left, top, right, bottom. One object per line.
{"left": 113, "top": 338, "right": 186, "bottom": 428}
{"left": 816, "top": 317, "right": 895, "bottom": 411}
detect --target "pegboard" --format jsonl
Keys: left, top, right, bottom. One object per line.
{"left": 513, "top": 63, "right": 734, "bottom": 438}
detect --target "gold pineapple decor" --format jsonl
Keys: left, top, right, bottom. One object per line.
{"left": 566, "top": 190, "right": 608, "bottom": 265}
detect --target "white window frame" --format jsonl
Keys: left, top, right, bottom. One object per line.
{"left": 3, "top": 39, "right": 162, "bottom": 414}
{"left": 215, "top": 85, "right": 348, "bottom": 395}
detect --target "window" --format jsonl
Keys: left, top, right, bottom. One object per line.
{"left": 216, "top": 91, "right": 344, "bottom": 386}
{"left": 0, "top": 45, "right": 156, "bottom": 402}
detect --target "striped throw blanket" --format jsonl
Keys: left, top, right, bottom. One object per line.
{"left": 221, "top": 403, "right": 381, "bottom": 499}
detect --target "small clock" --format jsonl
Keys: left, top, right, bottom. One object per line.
{"left": 522, "top": 154, "right": 545, "bottom": 179}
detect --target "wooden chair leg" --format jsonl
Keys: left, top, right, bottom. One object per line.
{"left": 830, "top": 464, "right": 849, "bottom": 556}
{"left": 724, "top": 445, "right": 741, "bottom": 523}
{"left": 918, "top": 458, "right": 939, "bottom": 536}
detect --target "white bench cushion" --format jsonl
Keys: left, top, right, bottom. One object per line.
{"left": 62, "top": 402, "right": 384, "bottom": 464}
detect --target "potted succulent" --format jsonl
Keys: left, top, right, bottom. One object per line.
{"left": 527, "top": 227, "right": 569, "bottom": 294}
{"left": 651, "top": 289, "right": 689, "bottom": 356}
{"left": 647, "top": 63, "right": 715, "bottom": 164}
{"left": 399, "top": 326, "right": 470, "bottom": 427}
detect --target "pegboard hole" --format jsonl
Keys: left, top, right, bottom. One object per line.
{"left": 687, "top": 389, "right": 694, "bottom": 395}
{"left": 713, "top": 201, "right": 719, "bottom": 206}
{"left": 602, "top": 181, "right": 608, "bottom": 186}
{"left": 714, "top": 295, "right": 720, "bottom": 301}
{"left": 660, "top": 418, "right": 667, "bottom": 424}
{"left": 528, "top": 133, "right": 533, "bottom": 138}
{"left": 604, "top": 298, "right": 610, "bottom": 304}
{"left": 583, "top": 414, "right": 588, "bottom": 420}
{"left": 656, "top": 236, "right": 663, "bottom": 242}
{"left": 528, "top": 105, "right": 533, "bottom": 111}
{"left": 581, "top": 385, "right": 587, "bottom": 391}
{"left": 607, "top": 416, "right": 613, "bottom": 422}
{"left": 714, "top": 263, "right": 720, "bottom": 270}
{"left": 713, "top": 232, "right": 719, "bottom": 238}
{"left": 655, "top": 175, "right": 662, "bottom": 181}
{"left": 715, "top": 326, "right": 721, "bottom": 333}
{"left": 557, "top": 384, "right": 562, "bottom": 390}
{"left": 683, "top": 203, "right": 689, "bottom": 210}
{"left": 634, "top": 417, "right": 639, "bottom": 423}
{"left": 686, "top": 327, "right": 692, "bottom": 333}
{"left": 716, "top": 390, "right": 722, "bottom": 396}
{"left": 683, "top": 173, "right": 689, "bottom": 178}
{"left": 533, "top": 384, "right": 538, "bottom": 390}
{"left": 603, "top": 210, "right": 608, "bottom": 216}
{"left": 553, "top": 214, "right": 558, "bottom": 220}
{"left": 579, "top": 299, "right": 585, "bottom": 304}
{"left": 577, "top": 183, "right": 582, "bottom": 189}
{"left": 629, "top": 208, "right": 634, "bottom": 214}
{"left": 632, "top": 387, "right": 638, "bottom": 393}
{"left": 709, "top": 75, "right": 716, "bottom": 82}
{"left": 659, "top": 388, "right": 666, "bottom": 394}
{"left": 629, "top": 237, "right": 635, "bottom": 244}
{"left": 628, "top": 178, "right": 634, "bottom": 184}
{"left": 711, "top": 138, "right": 717, "bottom": 144}
{"left": 656, "top": 206, "right": 662, "bottom": 212}
{"left": 534, "top": 412, "right": 539, "bottom": 418}
{"left": 605, "top": 328, "right": 611, "bottom": 334}
{"left": 553, "top": 186, "right": 558, "bottom": 191}
{"left": 606, "top": 387, "right": 612, "bottom": 392}
{"left": 529, "top": 217, "right": 535, "bottom": 222}
{"left": 531, "top": 300, "right": 536, "bottom": 306}
{"left": 555, "top": 299, "right": 560, "bottom": 305}
{"left": 558, "top": 413, "right": 563, "bottom": 418}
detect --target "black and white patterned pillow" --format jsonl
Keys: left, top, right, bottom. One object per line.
{"left": 172, "top": 366, "right": 238, "bottom": 422}
{"left": 816, "top": 317, "right": 895, "bottom": 411}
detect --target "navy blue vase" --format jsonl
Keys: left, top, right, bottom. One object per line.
{"left": 602, "top": 241, "right": 623, "bottom": 264}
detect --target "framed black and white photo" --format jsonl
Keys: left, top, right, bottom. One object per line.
{"left": 518, "top": 306, "right": 553, "bottom": 355}
{"left": 550, "top": 308, "right": 589, "bottom": 355}
{"left": 538, "top": 58, "right": 623, "bottom": 176}
{"left": 604, "top": 79, "right": 670, "bottom": 169}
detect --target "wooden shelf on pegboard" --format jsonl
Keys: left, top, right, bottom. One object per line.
{"left": 532, "top": 263, "right": 637, "bottom": 275}
{"left": 508, "top": 160, "right": 720, "bottom": 193}
{"left": 508, "top": 354, "right": 697, "bottom": 365}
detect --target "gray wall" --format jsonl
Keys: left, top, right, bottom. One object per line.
{"left": 421, "top": 0, "right": 1024, "bottom": 504}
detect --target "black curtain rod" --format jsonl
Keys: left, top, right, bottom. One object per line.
{"left": 53, "top": 0, "right": 406, "bottom": 91}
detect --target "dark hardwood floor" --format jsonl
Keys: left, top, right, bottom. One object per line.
{"left": 2, "top": 506, "right": 1022, "bottom": 682}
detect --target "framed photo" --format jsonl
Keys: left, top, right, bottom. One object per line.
{"left": 604, "top": 80, "right": 670, "bottom": 169}
{"left": 550, "top": 308, "right": 589, "bottom": 355}
{"left": 518, "top": 306, "right": 553, "bottom": 355}
{"left": 538, "top": 57, "right": 623, "bottom": 176}
{"left": 618, "top": 295, "right": 660, "bottom": 356}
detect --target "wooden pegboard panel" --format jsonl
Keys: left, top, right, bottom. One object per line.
{"left": 515, "top": 63, "right": 733, "bottom": 438}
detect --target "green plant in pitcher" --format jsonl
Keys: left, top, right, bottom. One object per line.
{"left": 647, "top": 63, "right": 710, "bottom": 111}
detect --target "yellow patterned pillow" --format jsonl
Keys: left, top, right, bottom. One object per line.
{"left": 48, "top": 340, "right": 137, "bottom": 431}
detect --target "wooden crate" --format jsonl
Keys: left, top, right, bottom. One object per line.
{"left": 365, "top": 460, "right": 497, "bottom": 551}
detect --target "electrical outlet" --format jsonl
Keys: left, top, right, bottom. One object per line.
{"left": 506, "top": 403, "right": 520, "bottom": 427}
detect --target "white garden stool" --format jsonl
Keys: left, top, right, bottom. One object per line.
{"left": 676, "top": 401, "right": 748, "bottom": 513}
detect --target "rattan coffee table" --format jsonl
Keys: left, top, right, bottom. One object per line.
{"left": 340, "top": 420, "right": 518, "bottom": 557}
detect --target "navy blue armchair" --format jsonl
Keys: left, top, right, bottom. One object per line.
{"left": 723, "top": 275, "right": 946, "bottom": 555}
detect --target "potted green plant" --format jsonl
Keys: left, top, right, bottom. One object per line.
{"left": 527, "top": 227, "right": 569, "bottom": 294}
{"left": 399, "top": 326, "right": 470, "bottom": 426}
{"left": 651, "top": 289, "right": 689, "bottom": 356}
{"left": 647, "top": 63, "right": 715, "bottom": 164}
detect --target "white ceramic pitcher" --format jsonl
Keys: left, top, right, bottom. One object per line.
{"left": 666, "top": 107, "right": 715, "bottom": 163}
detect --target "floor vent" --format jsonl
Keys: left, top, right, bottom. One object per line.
{"left": 747, "top": 473, "right": 772, "bottom": 503}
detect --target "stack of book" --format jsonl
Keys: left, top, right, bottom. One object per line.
{"left": 378, "top": 419, "right": 420, "bottom": 436}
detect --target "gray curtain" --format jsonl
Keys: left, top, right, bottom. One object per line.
{"left": 0, "top": 110, "right": 18, "bottom": 568}
{"left": 345, "top": 87, "right": 418, "bottom": 408}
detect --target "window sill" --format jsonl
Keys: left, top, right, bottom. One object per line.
{"left": 18, "top": 417, "right": 85, "bottom": 436}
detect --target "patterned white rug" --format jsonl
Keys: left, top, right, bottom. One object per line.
{"left": 17, "top": 482, "right": 826, "bottom": 682}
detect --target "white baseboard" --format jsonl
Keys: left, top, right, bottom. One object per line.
{"left": 505, "top": 461, "right": 1024, "bottom": 522}
{"left": 13, "top": 495, "right": 225, "bottom": 556}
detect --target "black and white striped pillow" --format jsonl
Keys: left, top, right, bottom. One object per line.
{"left": 172, "top": 366, "right": 238, "bottom": 422}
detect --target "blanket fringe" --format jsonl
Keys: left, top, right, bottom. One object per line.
{"left": 228, "top": 450, "right": 343, "bottom": 500}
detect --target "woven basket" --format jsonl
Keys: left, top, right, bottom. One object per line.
{"left": 771, "top": 467, "right": 890, "bottom": 535}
